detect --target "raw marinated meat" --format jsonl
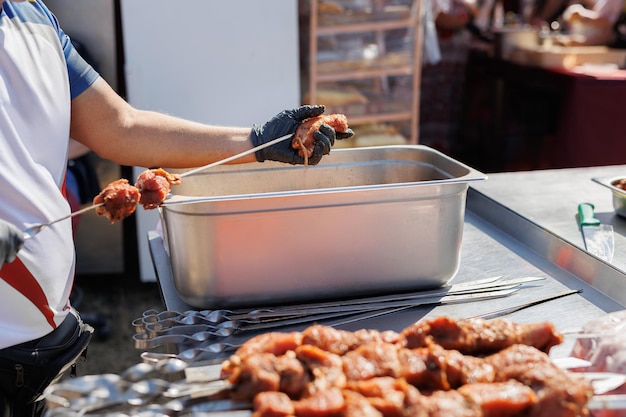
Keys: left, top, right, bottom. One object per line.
{"left": 292, "top": 113, "right": 350, "bottom": 165}
{"left": 93, "top": 179, "right": 140, "bottom": 223}
{"left": 221, "top": 318, "right": 593, "bottom": 417}
{"left": 487, "top": 344, "right": 593, "bottom": 417}
{"left": 399, "top": 316, "right": 563, "bottom": 354}
{"left": 135, "top": 168, "right": 182, "bottom": 209}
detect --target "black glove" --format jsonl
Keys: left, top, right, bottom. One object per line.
{"left": 251, "top": 105, "right": 354, "bottom": 166}
{"left": 0, "top": 220, "right": 24, "bottom": 265}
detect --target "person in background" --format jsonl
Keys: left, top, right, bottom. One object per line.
{"left": 559, "top": 0, "right": 624, "bottom": 45}
{"left": 0, "top": 1, "right": 352, "bottom": 416}
{"left": 530, "top": 0, "right": 569, "bottom": 26}
{"left": 419, "top": 0, "right": 478, "bottom": 154}
{"left": 530, "top": 0, "right": 624, "bottom": 45}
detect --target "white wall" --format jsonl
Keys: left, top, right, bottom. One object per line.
{"left": 45, "top": 0, "right": 118, "bottom": 90}
{"left": 120, "top": 0, "right": 301, "bottom": 281}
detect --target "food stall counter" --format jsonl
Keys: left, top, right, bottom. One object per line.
{"left": 148, "top": 165, "right": 626, "bottom": 358}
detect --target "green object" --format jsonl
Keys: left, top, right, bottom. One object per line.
{"left": 578, "top": 202, "right": 601, "bottom": 227}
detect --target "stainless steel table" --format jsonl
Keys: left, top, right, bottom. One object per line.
{"left": 471, "top": 164, "right": 626, "bottom": 308}
{"left": 470, "top": 165, "right": 626, "bottom": 268}
{"left": 148, "top": 165, "right": 626, "bottom": 359}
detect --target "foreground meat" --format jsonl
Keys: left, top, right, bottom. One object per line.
{"left": 93, "top": 179, "right": 140, "bottom": 223}
{"left": 292, "top": 113, "right": 350, "bottom": 164}
{"left": 399, "top": 316, "right": 563, "bottom": 355}
{"left": 487, "top": 344, "right": 593, "bottom": 417}
{"left": 247, "top": 345, "right": 592, "bottom": 417}
{"left": 135, "top": 168, "right": 182, "bottom": 209}
{"left": 222, "top": 319, "right": 592, "bottom": 417}
{"left": 223, "top": 317, "right": 562, "bottom": 369}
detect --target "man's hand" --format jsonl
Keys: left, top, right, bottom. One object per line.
{"left": 0, "top": 220, "right": 24, "bottom": 265}
{"left": 251, "top": 105, "right": 353, "bottom": 165}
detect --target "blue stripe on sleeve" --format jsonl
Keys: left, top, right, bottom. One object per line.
{"left": 3, "top": 0, "right": 100, "bottom": 98}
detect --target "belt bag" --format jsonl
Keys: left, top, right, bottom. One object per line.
{"left": 0, "top": 309, "right": 94, "bottom": 403}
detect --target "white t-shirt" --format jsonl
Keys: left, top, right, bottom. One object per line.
{"left": 0, "top": 0, "right": 98, "bottom": 348}
{"left": 593, "top": 0, "right": 623, "bottom": 23}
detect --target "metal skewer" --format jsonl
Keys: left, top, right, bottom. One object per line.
{"left": 23, "top": 202, "right": 104, "bottom": 240}
{"left": 179, "top": 133, "right": 293, "bottom": 178}
{"left": 465, "top": 289, "right": 582, "bottom": 320}
{"left": 24, "top": 134, "right": 294, "bottom": 241}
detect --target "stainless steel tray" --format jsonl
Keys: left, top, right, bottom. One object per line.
{"left": 159, "top": 145, "right": 486, "bottom": 308}
{"left": 592, "top": 176, "right": 626, "bottom": 218}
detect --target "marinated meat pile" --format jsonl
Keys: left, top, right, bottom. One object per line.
{"left": 220, "top": 317, "right": 593, "bottom": 417}
{"left": 292, "top": 114, "right": 350, "bottom": 165}
{"left": 93, "top": 168, "right": 182, "bottom": 222}
{"left": 93, "top": 179, "right": 140, "bottom": 223}
{"left": 135, "top": 168, "right": 182, "bottom": 209}
{"left": 612, "top": 178, "right": 626, "bottom": 191}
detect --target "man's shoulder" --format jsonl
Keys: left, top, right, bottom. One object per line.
{"left": 2, "top": 1, "right": 57, "bottom": 27}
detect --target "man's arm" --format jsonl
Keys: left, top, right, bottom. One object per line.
{"left": 69, "top": 77, "right": 256, "bottom": 169}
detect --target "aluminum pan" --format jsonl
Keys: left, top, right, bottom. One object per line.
{"left": 592, "top": 176, "right": 626, "bottom": 218}
{"left": 160, "top": 145, "right": 486, "bottom": 308}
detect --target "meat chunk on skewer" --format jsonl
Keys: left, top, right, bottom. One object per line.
{"left": 228, "top": 351, "right": 310, "bottom": 402}
{"left": 135, "top": 168, "right": 182, "bottom": 209}
{"left": 292, "top": 113, "right": 350, "bottom": 165}
{"left": 247, "top": 345, "right": 592, "bottom": 417}
{"left": 222, "top": 318, "right": 591, "bottom": 417}
{"left": 399, "top": 316, "right": 563, "bottom": 355}
{"left": 93, "top": 179, "right": 140, "bottom": 223}
{"left": 487, "top": 344, "right": 594, "bottom": 417}
{"left": 93, "top": 168, "right": 182, "bottom": 223}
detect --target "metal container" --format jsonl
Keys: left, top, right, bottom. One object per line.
{"left": 592, "top": 176, "right": 626, "bottom": 218}
{"left": 159, "top": 145, "right": 486, "bottom": 308}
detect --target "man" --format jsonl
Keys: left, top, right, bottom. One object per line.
{"left": 0, "top": 0, "right": 352, "bottom": 415}
{"left": 531, "top": 0, "right": 623, "bottom": 45}
{"left": 560, "top": 0, "right": 624, "bottom": 45}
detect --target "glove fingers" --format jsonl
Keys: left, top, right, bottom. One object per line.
{"left": 317, "top": 123, "right": 336, "bottom": 147}
{"left": 291, "top": 105, "right": 326, "bottom": 122}
{"left": 0, "top": 222, "right": 24, "bottom": 265}
{"left": 308, "top": 129, "right": 333, "bottom": 166}
{"left": 314, "top": 128, "right": 333, "bottom": 154}
{"left": 307, "top": 141, "right": 326, "bottom": 166}
{"left": 10, "top": 231, "right": 24, "bottom": 262}
{"left": 336, "top": 128, "right": 355, "bottom": 140}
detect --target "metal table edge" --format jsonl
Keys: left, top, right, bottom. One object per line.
{"left": 467, "top": 186, "right": 626, "bottom": 308}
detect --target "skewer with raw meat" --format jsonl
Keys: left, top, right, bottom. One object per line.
{"left": 292, "top": 113, "right": 351, "bottom": 165}
{"left": 222, "top": 317, "right": 562, "bottom": 371}
{"left": 135, "top": 168, "right": 182, "bottom": 209}
{"left": 399, "top": 316, "right": 563, "bottom": 355}
{"left": 93, "top": 179, "right": 140, "bottom": 223}
{"left": 93, "top": 168, "right": 182, "bottom": 222}
{"left": 239, "top": 343, "right": 593, "bottom": 417}
{"left": 222, "top": 319, "right": 592, "bottom": 417}
{"left": 225, "top": 339, "right": 574, "bottom": 403}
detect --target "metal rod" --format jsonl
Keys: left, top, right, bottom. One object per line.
{"left": 179, "top": 133, "right": 293, "bottom": 178}
{"left": 465, "top": 289, "right": 582, "bottom": 320}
